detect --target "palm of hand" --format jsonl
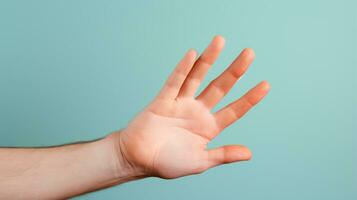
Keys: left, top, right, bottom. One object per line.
{"left": 121, "top": 98, "right": 218, "bottom": 179}
{"left": 116, "top": 36, "right": 270, "bottom": 179}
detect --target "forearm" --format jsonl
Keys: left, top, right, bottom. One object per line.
{"left": 0, "top": 133, "right": 143, "bottom": 199}
{"left": 0, "top": 36, "right": 269, "bottom": 199}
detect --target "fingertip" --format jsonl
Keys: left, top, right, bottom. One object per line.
{"left": 212, "top": 35, "right": 225, "bottom": 49}
{"left": 236, "top": 145, "right": 253, "bottom": 161}
{"left": 243, "top": 48, "right": 256, "bottom": 60}
{"left": 245, "top": 148, "right": 253, "bottom": 160}
{"left": 186, "top": 48, "right": 198, "bottom": 59}
{"left": 260, "top": 80, "right": 271, "bottom": 91}
{"left": 223, "top": 145, "right": 252, "bottom": 162}
{"left": 214, "top": 35, "right": 225, "bottom": 42}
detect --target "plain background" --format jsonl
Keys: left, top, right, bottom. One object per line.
{"left": 0, "top": 0, "right": 356, "bottom": 199}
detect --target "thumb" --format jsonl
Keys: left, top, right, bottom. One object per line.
{"left": 206, "top": 145, "right": 252, "bottom": 169}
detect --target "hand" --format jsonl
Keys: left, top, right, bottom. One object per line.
{"left": 110, "top": 36, "right": 270, "bottom": 179}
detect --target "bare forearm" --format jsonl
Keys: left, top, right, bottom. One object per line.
{"left": 0, "top": 134, "right": 142, "bottom": 199}
{"left": 0, "top": 36, "right": 270, "bottom": 199}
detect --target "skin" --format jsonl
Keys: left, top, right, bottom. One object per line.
{"left": 0, "top": 35, "right": 270, "bottom": 199}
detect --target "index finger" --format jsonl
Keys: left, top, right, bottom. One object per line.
{"left": 214, "top": 81, "right": 270, "bottom": 131}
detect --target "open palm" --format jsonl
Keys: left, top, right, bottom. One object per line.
{"left": 115, "top": 36, "right": 270, "bottom": 179}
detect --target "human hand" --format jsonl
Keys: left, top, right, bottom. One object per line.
{"left": 0, "top": 35, "right": 269, "bottom": 199}
{"left": 110, "top": 36, "right": 270, "bottom": 179}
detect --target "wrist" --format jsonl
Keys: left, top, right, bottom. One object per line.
{"left": 103, "top": 131, "right": 149, "bottom": 184}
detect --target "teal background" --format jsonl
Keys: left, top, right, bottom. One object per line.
{"left": 0, "top": 0, "right": 356, "bottom": 199}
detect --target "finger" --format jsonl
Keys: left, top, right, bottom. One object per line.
{"left": 178, "top": 35, "right": 225, "bottom": 98}
{"left": 214, "top": 81, "right": 270, "bottom": 131}
{"left": 196, "top": 48, "right": 255, "bottom": 108}
{"left": 206, "top": 145, "right": 252, "bottom": 168}
{"left": 156, "top": 49, "right": 197, "bottom": 100}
